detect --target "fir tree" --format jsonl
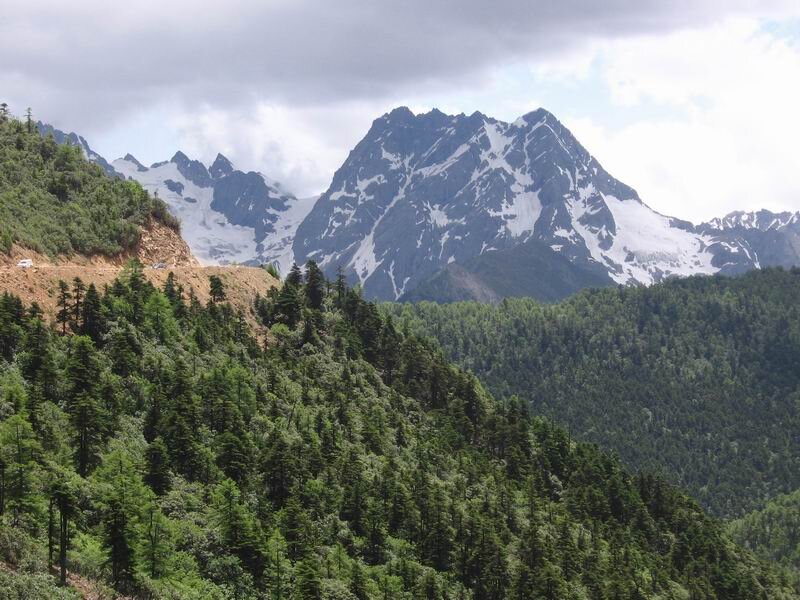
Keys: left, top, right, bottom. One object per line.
{"left": 304, "top": 260, "right": 326, "bottom": 310}
{"left": 55, "top": 280, "right": 71, "bottom": 335}
{"left": 72, "top": 277, "right": 86, "bottom": 328}
{"left": 209, "top": 275, "right": 226, "bottom": 305}
{"left": 80, "top": 283, "right": 104, "bottom": 343}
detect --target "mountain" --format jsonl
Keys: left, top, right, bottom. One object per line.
{"left": 292, "top": 107, "right": 740, "bottom": 300}
{"left": 39, "top": 111, "right": 800, "bottom": 302}
{"left": 408, "top": 208, "right": 800, "bottom": 303}
{"left": 401, "top": 237, "right": 613, "bottom": 303}
{"left": 294, "top": 106, "right": 800, "bottom": 301}
{"left": 4, "top": 108, "right": 799, "bottom": 600}
{"left": 36, "top": 121, "right": 123, "bottom": 179}
{"left": 385, "top": 267, "right": 800, "bottom": 518}
{"left": 699, "top": 209, "right": 800, "bottom": 271}
{"left": 113, "top": 152, "right": 317, "bottom": 270}
{"left": 3, "top": 119, "right": 177, "bottom": 257}
{"left": 33, "top": 122, "right": 318, "bottom": 271}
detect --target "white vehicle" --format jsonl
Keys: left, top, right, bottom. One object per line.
{"left": 152, "top": 262, "right": 167, "bottom": 270}
{"left": 16, "top": 259, "right": 33, "bottom": 269}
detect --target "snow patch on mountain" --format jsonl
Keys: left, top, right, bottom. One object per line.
{"left": 294, "top": 106, "right": 733, "bottom": 300}
{"left": 113, "top": 153, "right": 316, "bottom": 271}
{"left": 113, "top": 157, "right": 258, "bottom": 265}
{"left": 702, "top": 210, "right": 800, "bottom": 232}
{"left": 577, "top": 194, "right": 716, "bottom": 284}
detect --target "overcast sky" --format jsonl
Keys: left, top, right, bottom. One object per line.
{"left": 2, "top": 1, "right": 799, "bottom": 221}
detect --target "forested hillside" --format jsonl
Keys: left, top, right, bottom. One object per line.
{"left": 729, "top": 489, "right": 800, "bottom": 585}
{"left": 386, "top": 269, "right": 800, "bottom": 518}
{"left": 0, "top": 263, "right": 795, "bottom": 598}
{"left": 0, "top": 109, "right": 177, "bottom": 257}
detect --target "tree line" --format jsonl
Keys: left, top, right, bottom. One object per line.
{"left": 0, "top": 260, "right": 795, "bottom": 598}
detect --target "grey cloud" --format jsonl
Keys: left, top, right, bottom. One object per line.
{"left": 1, "top": 0, "right": 793, "bottom": 132}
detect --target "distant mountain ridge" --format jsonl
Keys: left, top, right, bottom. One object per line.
{"left": 36, "top": 121, "right": 123, "bottom": 179}
{"left": 39, "top": 113, "right": 800, "bottom": 300}
{"left": 113, "top": 151, "right": 317, "bottom": 271}
{"left": 293, "top": 106, "right": 799, "bottom": 301}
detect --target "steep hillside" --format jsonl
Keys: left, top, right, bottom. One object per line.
{"left": 0, "top": 266, "right": 795, "bottom": 599}
{"left": 386, "top": 268, "right": 800, "bottom": 517}
{"left": 402, "top": 237, "right": 613, "bottom": 303}
{"left": 0, "top": 116, "right": 178, "bottom": 257}
{"left": 729, "top": 489, "right": 800, "bottom": 585}
{"left": 729, "top": 489, "right": 800, "bottom": 582}
{"left": 2, "top": 114, "right": 278, "bottom": 325}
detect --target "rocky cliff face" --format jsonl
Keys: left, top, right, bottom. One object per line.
{"left": 292, "top": 107, "right": 751, "bottom": 299}
{"left": 113, "top": 152, "right": 317, "bottom": 272}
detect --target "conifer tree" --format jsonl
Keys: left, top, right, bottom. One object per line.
{"left": 65, "top": 336, "right": 104, "bottom": 475}
{"left": 209, "top": 275, "right": 226, "bottom": 305}
{"left": 295, "top": 556, "right": 322, "bottom": 599}
{"left": 144, "top": 437, "right": 171, "bottom": 496}
{"left": 285, "top": 263, "right": 303, "bottom": 288}
{"left": 275, "top": 282, "right": 302, "bottom": 328}
{"left": 52, "top": 477, "right": 75, "bottom": 587}
{"left": 56, "top": 280, "right": 71, "bottom": 335}
{"left": 80, "top": 283, "right": 105, "bottom": 343}
{"left": 105, "top": 495, "right": 134, "bottom": 589}
{"left": 72, "top": 277, "right": 86, "bottom": 327}
{"left": 304, "top": 260, "right": 326, "bottom": 310}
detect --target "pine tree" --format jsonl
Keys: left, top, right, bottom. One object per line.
{"left": 144, "top": 437, "right": 171, "bottom": 496}
{"left": 65, "top": 336, "right": 104, "bottom": 475}
{"left": 79, "top": 283, "right": 105, "bottom": 343}
{"left": 304, "top": 260, "right": 326, "bottom": 310}
{"left": 72, "top": 277, "right": 86, "bottom": 328}
{"left": 51, "top": 475, "right": 76, "bottom": 587}
{"left": 209, "top": 275, "right": 226, "bottom": 305}
{"left": 281, "top": 497, "right": 312, "bottom": 561}
{"left": 164, "top": 371, "right": 201, "bottom": 480}
{"left": 213, "top": 479, "right": 265, "bottom": 577}
{"left": 275, "top": 283, "right": 302, "bottom": 328}
{"left": 285, "top": 263, "right": 303, "bottom": 288}
{"left": 295, "top": 556, "right": 322, "bottom": 599}
{"left": 56, "top": 280, "right": 71, "bottom": 335}
{"left": 142, "top": 504, "right": 171, "bottom": 579}
{"left": 163, "top": 272, "right": 178, "bottom": 302}
{"left": 0, "top": 414, "right": 41, "bottom": 522}
{"left": 105, "top": 495, "right": 134, "bottom": 590}
{"left": 350, "top": 561, "right": 370, "bottom": 600}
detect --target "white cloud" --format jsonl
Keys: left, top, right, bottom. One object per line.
{"left": 562, "top": 18, "right": 800, "bottom": 222}
{"left": 8, "top": 2, "right": 798, "bottom": 218}
{"left": 171, "top": 101, "right": 384, "bottom": 197}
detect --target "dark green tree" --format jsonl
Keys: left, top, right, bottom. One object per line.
{"left": 304, "top": 260, "right": 326, "bottom": 310}
{"left": 56, "top": 280, "right": 71, "bottom": 335}
{"left": 209, "top": 275, "right": 226, "bottom": 305}
{"left": 144, "top": 437, "right": 171, "bottom": 496}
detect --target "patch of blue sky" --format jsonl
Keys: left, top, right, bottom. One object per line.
{"left": 760, "top": 17, "right": 800, "bottom": 43}
{"left": 422, "top": 59, "right": 690, "bottom": 132}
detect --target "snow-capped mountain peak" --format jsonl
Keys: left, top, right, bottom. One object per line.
{"left": 210, "top": 153, "right": 234, "bottom": 179}
{"left": 38, "top": 115, "right": 800, "bottom": 301}
{"left": 701, "top": 209, "right": 800, "bottom": 232}
{"left": 113, "top": 151, "right": 317, "bottom": 272}
{"left": 293, "top": 106, "right": 722, "bottom": 300}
